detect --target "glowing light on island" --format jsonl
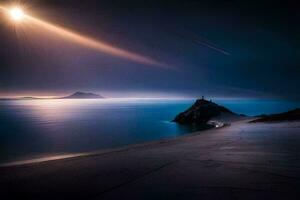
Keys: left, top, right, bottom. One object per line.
{"left": 0, "top": 5, "right": 170, "bottom": 68}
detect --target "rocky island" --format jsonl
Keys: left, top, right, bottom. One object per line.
{"left": 173, "top": 97, "right": 237, "bottom": 125}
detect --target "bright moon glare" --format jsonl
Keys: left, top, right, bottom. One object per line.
{"left": 0, "top": 5, "right": 167, "bottom": 68}
{"left": 9, "top": 7, "right": 24, "bottom": 21}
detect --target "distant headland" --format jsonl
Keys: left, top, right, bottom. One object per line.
{"left": 0, "top": 91, "right": 104, "bottom": 100}
{"left": 250, "top": 108, "right": 300, "bottom": 123}
{"left": 61, "top": 92, "right": 104, "bottom": 99}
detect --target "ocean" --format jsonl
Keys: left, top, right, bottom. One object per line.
{"left": 0, "top": 98, "right": 299, "bottom": 164}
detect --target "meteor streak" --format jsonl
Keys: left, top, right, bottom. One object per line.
{"left": 0, "top": 5, "right": 168, "bottom": 68}
{"left": 191, "top": 38, "right": 230, "bottom": 56}
{"left": 176, "top": 30, "right": 230, "bottom": 56}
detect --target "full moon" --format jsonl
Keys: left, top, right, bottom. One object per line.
{"left": 9, "top": 7, "right": 25, "bottom": 21}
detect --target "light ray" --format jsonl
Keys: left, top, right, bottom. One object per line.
{"left": 0, "top": 5, "right": 170, "bottom": 68}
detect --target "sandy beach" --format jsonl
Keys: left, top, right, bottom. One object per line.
{"left": 1, "top": 119, "right": 300, "bottom": 199}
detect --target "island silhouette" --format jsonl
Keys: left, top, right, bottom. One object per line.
{"left": 0, "top": 91, "right": 104, "bottom": 100}
{"left": 61, "top": 91, "right": 104, "bottom": 99}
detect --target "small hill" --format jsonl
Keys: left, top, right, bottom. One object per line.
{"left": 20, "top": 97, "right": 40, "bottom": 100}
{"left": 173, "top": 98, "right": 236, "bottom": 125}
{"left": 62, "top": 92, "right": 104, "bottom": 99}
{"left": 250, "top": 108, "right": 300, "bottom": 123}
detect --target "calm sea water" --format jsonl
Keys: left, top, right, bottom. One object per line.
{"left": 0, "top": 98, "right": 299, "bottom": 163}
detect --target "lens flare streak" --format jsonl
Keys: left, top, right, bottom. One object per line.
{"left": 0, "top": 5, "right": 168, "bottom": 68}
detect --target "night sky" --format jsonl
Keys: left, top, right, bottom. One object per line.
{"left": 0, "top": 0, "right": 299, "bottom": 98}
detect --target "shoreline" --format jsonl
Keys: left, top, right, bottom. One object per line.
{"left": 0, "top": 120, "right": 231, "bottom": 167}
{"left": 1, "top": 119, "right": 300, "bottom": 199}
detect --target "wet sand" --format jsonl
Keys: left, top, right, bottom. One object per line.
{"left": 1, "top": 119, "right": 300, "bottom": 199}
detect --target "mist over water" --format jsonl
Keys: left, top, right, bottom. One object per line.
{"left": 0, "top": 98, "right": 299, "bottom": 164}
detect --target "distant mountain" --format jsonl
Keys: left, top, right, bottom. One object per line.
{"left": 62, "top": 92, "right": 104, "bottom": 99}
{"left": 20, "top": 97, "right": 41, "bottom": 100}
{"left": 250, "top": 108, "right": 300, "bottom": 123}
{"left": 0, "top": 97, "right": 41, "bottom": 100}
{"left": 173, "top": 98, "right": 236, "bottom": 125}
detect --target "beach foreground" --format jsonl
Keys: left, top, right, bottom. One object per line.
{"left": 1, "top": 120, "right": 300, "bottom": 199}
